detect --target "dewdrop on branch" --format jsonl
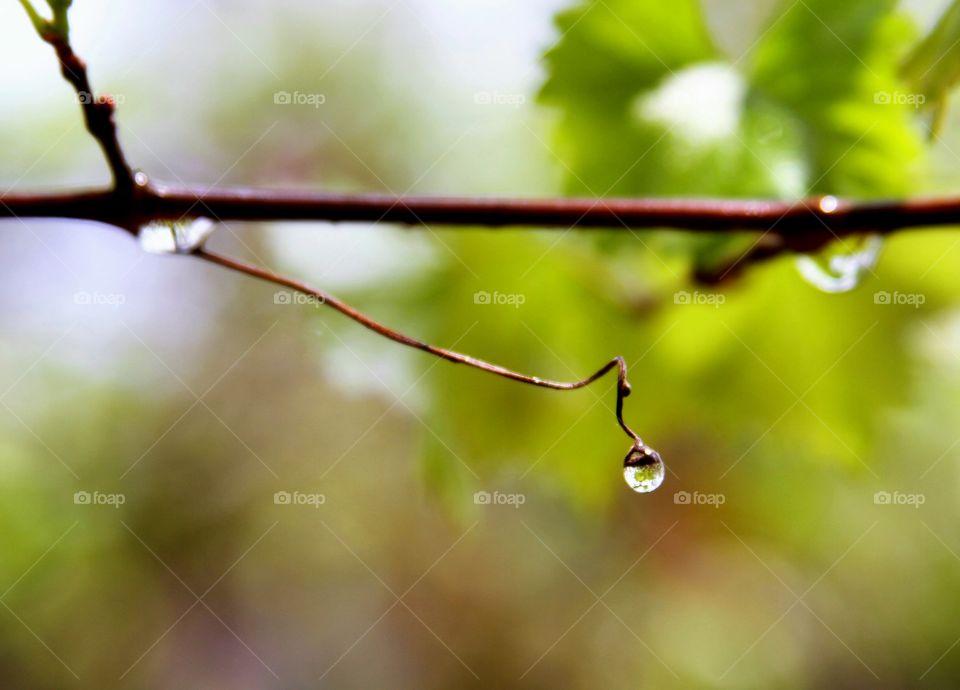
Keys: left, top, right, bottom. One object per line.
{"left": 138, "top": 218, "right": 216, "bottom": 255}
{"left": 623, "top": 443, "right": 666, "bottom": 493}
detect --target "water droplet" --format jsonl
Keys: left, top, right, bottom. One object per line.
{"left": 818, "top": 195, "right": 840, "bottom": 214}
{"left": 139, "top": 218, "right": 215, "bottom": 255}
{"left": 795, "top": 235, "right": 883, "bottom": 294}
{"left": 623, "top": 444, "right": 665, "bottom": 493}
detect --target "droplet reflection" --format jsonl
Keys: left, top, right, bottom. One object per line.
{"left": 623, "top": 444, "right": 665, "bottom": 493}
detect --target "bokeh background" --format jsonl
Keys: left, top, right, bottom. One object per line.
{"left": 2, "top": 0, "right": 960, "bottom": 687}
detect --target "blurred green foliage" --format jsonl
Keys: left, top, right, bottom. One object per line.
{"left": 6, "top": 0, "right": 960, "bottom": 688}
{"left": 412, "top": 0, "right": 937, "bottom": 510}
{"left": 903, "top": 0, "right": 960, "bottom": 126}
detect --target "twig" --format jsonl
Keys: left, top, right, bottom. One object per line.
{"left": 196, "top": 248, "right": 644, "bottom": 445}
{"left": 11, "top": 0, "right": 653, "bottom": 451}
{"left": 21, "top": 0, "right": 135, "bottom": 192}
{"left": 3, "top": 186, "right": 960, "bottom": 242}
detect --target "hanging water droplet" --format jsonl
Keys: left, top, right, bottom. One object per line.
{"left": 139, "top": 218, "right": 216, "bottom": 255}
{"left": 795, "top": 234, "right": 884, "bottom": 294}
{"left": 623, "top": 444, "right": 665, "bottom": 493}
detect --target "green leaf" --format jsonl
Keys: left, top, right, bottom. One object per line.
{"left": 540, "top": 0, "right": 717, "bottom": 108}
{"left": 902, "top": 0, "right": 960, "bottom": 105}
{"left": 542, "top": 0, "right": 922, "bottom": 198}
{"left": 749, "top": 0, "right": 921, "bottom": 197}
{"left": 539, "top": 0, "right": 923, "bottom": 283}
{"left": 539, "top": 0, "right": 724, "bottom": 199}
{"left": 539, "top": 0, "right": 784, "bottom": 274}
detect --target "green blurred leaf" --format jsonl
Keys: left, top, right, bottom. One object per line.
{"left": 750, "top": 0, "right": 921, "bottom": 196}
{"left": 397, "top": 0, "right": 937, "bottom": 508}
{"left": 902, "top": 0, "right": 960, "bottom": 107}
{"left": 540, "top": 0, "right": 923, "bottom": 276}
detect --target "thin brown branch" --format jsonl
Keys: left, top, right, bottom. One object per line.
{"left": 10, "top": 1, "right": 658, "bottom": 454}
{"left": 3, "top": 186, "right": 960, "bottom": 244}
{"left": 195, "top": 248, "right": 645, "bottom": 445}
{"left": 42, "top": 38, "right": 135, "bottom": 193}
{"left": 18, "top": 1, "right": 134, "bottom": 192}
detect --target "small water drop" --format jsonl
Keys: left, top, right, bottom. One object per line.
{"left": 818, "top": 195, "right": 840, "bottom": 214}
{"left": 138, "top": 218, "right": 216, "bottom": 255}
{"left": 795, "top": 235, "right": 883, "bottom": 294}
{"left": 623, "top": 444, "right": 665, "bottom": 493}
